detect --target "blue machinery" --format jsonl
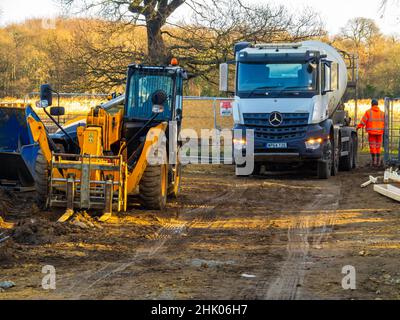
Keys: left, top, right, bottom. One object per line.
{"left": 0, "top": 104, "right": 41, "bottom": 190}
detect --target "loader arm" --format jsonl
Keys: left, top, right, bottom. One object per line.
{"left": 126, "top": 122, "right": 168, "bottom": 194}
{"left": 27, "top": 115, "right": 52, "bottom": 164}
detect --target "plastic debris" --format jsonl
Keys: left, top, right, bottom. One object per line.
{"left": 384, "top": 167, "right": 400, "bottom": 183}
{"left": 361, "top": 176, "right": 378, "bottom": 188}
{"left": 0, "top": 281, "right": 15, "bottom": 290}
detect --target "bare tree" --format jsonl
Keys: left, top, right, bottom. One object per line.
{"left": 56, "top": 20, "right": 147, "bottom": 91}
{"left": 166, "top": 1, "right": 325, "bottom": 83}
{"left": 55, "top": 0, "right": 325, "bottom": 93}
{"left": 379, "top": 0, "right": 399, "bottom": 14}
{"left": 62, "top": 0, "right": 186, "bottom": 64}
{"left": 339, "top": 17, "right": 380, "bottom": 49}
{"left": 379, "top": 0, "right": 400, "bottom": 24}
{"left": 62, "top": 0, "right": 324, "bottom": 65}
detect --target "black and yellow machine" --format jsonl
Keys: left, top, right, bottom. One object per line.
{"left": 27, "top": 63, "right": 187, "bottom": 222}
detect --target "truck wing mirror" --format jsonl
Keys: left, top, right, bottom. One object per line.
{"left": 219, "top": 63, "right": 229, "bottom": 92}
{"left": 40, "top": 84, "right": 53, "bottom": 107}
{"left": 322, "top": 63, "right": 332, "bottom": 94}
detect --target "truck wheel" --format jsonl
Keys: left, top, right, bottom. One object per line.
{"left": 317, "top": 160, "right": 331, "bottom": 179}
{"left": 340, "top": 137, "right": 353, "bottom": 172}
{"left": 317, "top": 140, "right": 333, "bottom": 180}
{"left": 253, "top": 163, "right": 262, "bottom": 176}
{"left": 34, "top": 150, "right": 49, "bottom": 209}
{"left": 331, "top": 139, "right": 339, "bottom": 176}
{"left": 352, "top": 135, "right": 358, "bottom": 169}
{"left": 139, "top": 164, "right": 168, "bottom": 210}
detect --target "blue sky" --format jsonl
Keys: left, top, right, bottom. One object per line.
{"left": 0, "top": 0, "right": 399, "bottom": 36}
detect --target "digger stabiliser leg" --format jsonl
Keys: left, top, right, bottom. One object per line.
{"left": 49, "top": 154, "right": 125, "bottom": 221}
{"left": 57, "top": 174, "right": 76, "bottom": 223}
{"left": 98, "top": 178, "right": 115, "bottom": 222}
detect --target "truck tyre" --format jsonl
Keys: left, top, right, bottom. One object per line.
{"left": 340, "top": 137, "right": 353, "bottom": 172}
{"left": 139, "top": 164, "right": 168, "bottom": 210}
{"left": 352, "top": 135, "right": 358, "bottom": 169}
{"left": 253, "top": 163, "right": 262, "bottom": 176}
{"left": 317, "top": 140, "right": 333, "bottom": 180}
{"left": 331, "top": 138, "right": 339, "bottom": 176}
{"left": 317, "top": 160, "right": 330, "bottom": 179}
{"left": 34, "top": 150, "right": 49, "bottom": 209}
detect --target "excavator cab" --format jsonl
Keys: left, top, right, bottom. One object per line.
{"left": 123, "top": 65, "right": 186, "bottom": 166}
{"left": 121, "top": 65, "right": 187, "bottom": 211}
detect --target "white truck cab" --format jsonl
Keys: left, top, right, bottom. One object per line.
{"left": 220, "top": 41, "right": 358, "bottom": 179}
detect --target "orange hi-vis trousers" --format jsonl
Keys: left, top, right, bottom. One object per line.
{"left": 368, "top": 134, "right": 383, "bottom": 154}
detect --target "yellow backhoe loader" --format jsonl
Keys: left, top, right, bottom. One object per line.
{"left": 26, "top": 63, "right": 187, "bottom": 222}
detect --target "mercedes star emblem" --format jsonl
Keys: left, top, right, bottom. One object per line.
{"left": 269, "top": 112, "right": 283, "bottom": 127}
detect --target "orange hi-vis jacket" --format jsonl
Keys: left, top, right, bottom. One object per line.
{"left": 357, "top": 106, "right": 385, "bottom": 135}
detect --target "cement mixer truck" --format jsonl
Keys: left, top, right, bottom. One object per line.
{"left": 220, "top": 41, "right": 358, "bottom": 179}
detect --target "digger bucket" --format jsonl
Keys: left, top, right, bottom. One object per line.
{"left": 0, "top": 104, "right": 41, "bottom": 189}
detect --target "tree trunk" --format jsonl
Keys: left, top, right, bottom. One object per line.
{"left": 147, "top": 19, "right": 169, "bottom": 65}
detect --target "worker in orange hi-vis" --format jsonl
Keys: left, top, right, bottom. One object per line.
{"left": 357, "top": 99, "right": 385, "bottom": 167}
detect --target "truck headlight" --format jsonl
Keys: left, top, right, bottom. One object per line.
{"left": 233, "top": 138, "right": 246, "bottom": 149}
{"left": 305, "top": 138, "right": 323, "bottom": 150}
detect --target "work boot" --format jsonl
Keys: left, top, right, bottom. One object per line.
{"left": 376, "top": 154, "right": 381, "bottom": 168}
{"left": 370, "top": 154, "right": 376, "bottom": 167}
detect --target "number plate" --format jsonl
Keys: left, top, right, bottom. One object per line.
{"left": 266, "top": 143, "right": 287, "bottom": 149}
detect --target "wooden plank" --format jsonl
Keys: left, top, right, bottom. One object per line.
{"left": 374, "top": 184, "right": 400, "bottom": 202}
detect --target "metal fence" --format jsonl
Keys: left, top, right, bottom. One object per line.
{"left": 32, "top": 95, "right": 385, "bottom": 163}
{"left": 181, "top": 97, "right": 235, "bottom": 163}
{"left": 38, "top": 113, "right": 87, "bottom": 134}
{"left": 37, "top": 96, "right": 235, "bottom": 132}
{"left": 182, "top": 96, "right": 234, "bottom": 132}
{"left": 384, "top": 97, "right": 400, "bottom": 165}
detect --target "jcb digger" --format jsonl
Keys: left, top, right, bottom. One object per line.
{"left": 19, "top": 63, "right": 187, "bottom": 221}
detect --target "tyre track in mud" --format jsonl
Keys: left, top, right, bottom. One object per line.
{"left": 52, "top": 186, "right": 247, "bottom": 299}
{"left": 100, "top": 185, "right": 250, "bottom": 300}
{"left": 261, "top": 180, "right": 340, "bottom": 300}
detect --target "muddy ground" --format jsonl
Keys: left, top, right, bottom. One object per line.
{"left": 1, "top": 155, "right": 400, "bottom": 300}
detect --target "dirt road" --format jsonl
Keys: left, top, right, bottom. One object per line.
{"left": 1, "top": 158, "right": 400, "bottom": 300}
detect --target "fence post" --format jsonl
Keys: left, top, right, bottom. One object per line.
{"left": 384, "top": 97, "right": 390, "bottom": 165}
{"left": 213, "top": 98, "right": 217, "bottom": 130}
{"left": 213, "top": 98, "right": 221, "bottom": 163}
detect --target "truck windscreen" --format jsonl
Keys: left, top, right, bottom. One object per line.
{"left": 237, "top": 62, "right": 317, "bottom": 97}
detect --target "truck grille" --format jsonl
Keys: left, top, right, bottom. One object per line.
{"left": 243, "top": 113, "right": 309, "bottom": 141}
